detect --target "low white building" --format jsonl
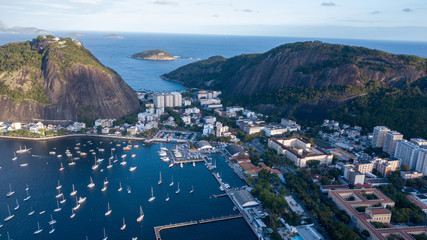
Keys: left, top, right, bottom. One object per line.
{"left": 263, "top": 125, "right": 287, "bottom": 137}
{"left": 94, "top": 119, "right": 115, "bottom": 128}
{"left": 181, "top": 115, "right": 191, "bottom": 125}
{"left": 204, "top": 116, "right": 216, "bottom": 124}
{"left": 203, "top": 124, "right": 214, "bottom": 136}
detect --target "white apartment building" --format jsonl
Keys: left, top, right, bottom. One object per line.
{"left": 372, "top": 126, "right": 390, "bottom": 148}
{"left": 383, "top": 131, "right": 403, "bottom": 155}
{"left": 394, "top": 140, "right": 420, "bottom": 169}
{"left": 415, "top": 148, "right": 427, "bottom": 175}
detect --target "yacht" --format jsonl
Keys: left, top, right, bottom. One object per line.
{"left": 105, "top": 202, "right": 112, "bottom": 216}
{"left": 175, "top": 182, "right": 180, "bottom": 194}
{"left": 131, "top": 154, "right": 136, "bottom": 158}
{"left": 49, "top": 214, "right": 56, "bottom": 225}
{"left": 57, "top": 154, "right": 62, "bottom": 158}
{"left": 25, "top": 184, "right": 29, "bottom": 191}
{"left": 129, "top": 166, "right": 137, "bottom": 172}
{"left": 121, "top": 154, "right": 127, "bottom": 158}
{"left": 169, "top": 175, "right": 174, "bottom": 187}
{"left": 54, "top": 200, "right": 61, "bottom": 212}
{"left": 73, "top": 198, "right": 81, "bottom": 211}
{"left": 56, "top": 180, "right": 62, "bottom": 190}
{"left": 87, "top": 177, "right": 95, "bottom": 189}
{"left": 16, "top": 145, "right": 31, "bottom": 154}
{"left": 120, "top": 159, "right": 127, "bottom": 166}
{"left": 12, "top": 153, "right": 17, "bottom": 161}
{"left": 137, "top": 206, "right": 144, "bottom": 222}
{"left": 39, "top": 210, "right": 46, "bottom": 215}
{"left": 7, "top": 183, "right": 15, "bottom": 197}
{"left": 104, "top": 177, "right": 109, "bottom": 185}
{"left": 70, "top": 209, "right": 76, "bottom": 219}
{"left": 59, "top": 163, "right": 64, "bottom": 171}
{"left": 193, "top": 162, "right": 196, "bottom": 167}
{"left": 20, "top": 163, "right": 28, "bottom": 167}
{"left": 49, "top": 224, "right": 55, "bottom": 234}
{"left": 28, "top": 207, "right": 35, "bottom": 216}
{"left": 14, "top": 199, "right": 19, "bottom": 211}
{"left": 33, "top": 222, "right": 42, "bottom": 235}
{"left": 118, "top": 182, "right": 123, "bottom": 192}
{"left": 101, "top": 185, "right": 107, "bottom": 192}
{"left": 49, "top": 151, "right": 56, "bottom": 155}
{"left": 189, "top": 185, "right": 194, "bottom": 194}
{"left": 78, "top": 196, "right": 87, "bottom": 204}
{"left": 180, "top": 162, "right": 183, "bottom": 168}
{"left": 148, "top": 186, "right": 155, "bottom": 202}
{"left": 68, "top": 159, "right": 76, "bottom": 166}
{"left": 4, "top": 205, "right": 14, "bottom": 222}
{"left": 165, "top": 192, "right": 170, "bottom": 202}
{"left": 158, "top": 171, "right": 162, "bottom": 185}
{"left": 97, "top": 158, "right": 104, "bottom": 163}
{"left": 120, "top": 217, "right": 126, "bottom": 230}
{"left": 70, "top": 184, "right": 77, "bottom": 196}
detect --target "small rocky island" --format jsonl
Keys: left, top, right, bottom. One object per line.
{"left": 104, "top": 34, "right": 123, "bottom": 39}
{"left": 130, "top": 49, "right": 179, "bottom": 61}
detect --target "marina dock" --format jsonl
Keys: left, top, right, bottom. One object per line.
{"left": 154, "top": 215, "right": 242, "bottom": 240}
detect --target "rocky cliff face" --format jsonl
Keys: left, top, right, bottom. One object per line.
{"left": 163, "top": 41, "right": 426, "bottom": 95}
{"left": 0, "top": 36, "right": 140, "bottom": 123}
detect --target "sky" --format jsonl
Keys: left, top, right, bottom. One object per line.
{"left": 1, "top": 0, "right": 427, "bottom": 41}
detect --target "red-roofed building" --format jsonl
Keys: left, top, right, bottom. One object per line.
{"left": 407, "top": 195, "right": 427, "bottom": 213}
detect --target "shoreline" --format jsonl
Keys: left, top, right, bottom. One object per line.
{"left": 0, "top": 134, "right": 147, "bottom": 142}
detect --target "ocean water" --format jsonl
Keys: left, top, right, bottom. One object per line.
{"left": 0, "top": 138, "right": 254, "bottom": 240}
{"left": 0, "top": 33, "right": 426, "bottom": 92}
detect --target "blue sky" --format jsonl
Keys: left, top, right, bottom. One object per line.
{"left": 1, "top": 0, "right": 426, "bottom": 40}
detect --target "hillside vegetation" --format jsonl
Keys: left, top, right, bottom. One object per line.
{"left": 163, "top": 41, "right": 427, "bottom": 137}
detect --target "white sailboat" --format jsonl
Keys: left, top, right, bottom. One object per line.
{"left": 107, "top": 158, "right": 113, "bottom": 169}
{"left": 180, "top": 162, "right": 183, "bottom": 168}
{"left": 103, "top": 228, "right": 108, "bottom": 240}
{"left": 56, "top": 180, "right": 62, "bottom": 190}
{"left": 118, "top": 182, "right": 123, "bottom": 192}
{"left": 4, "top": 204, "right": 14, "bottom": 222}
{"left": 120, "top": 217, "right": 126, "bottom": 230}
{"left": 169, "top": 162, "right": 174, "bottom": 168}
{"left": 12, "top": 152, "right": 17, "bottom": 161}
{"left": 34, "top": 222, "right": 43, "bottom": 235}
{"left": 120, "top": 158, "right": 127, "bottom": 166}
{"left": 54, "top": 200, "right": 61, "bottom": 212}
{"left": 137, "top": 206, "right": 144, "bottom": 222}
{"left": 55, "top": 188, "right": 63, "bottom": 199}
{"left": 92, "top": 158, "right": 99, "bottom": 170}
{"left": 175, "top": 182, "right": 180, "bottom": 194}
{"left": 129, "top": 166, "right": 137, "bottom": 172}
{"left": 49, "top": 214, "right": 56, "bottom": 225}
{"left": 189, "top": 185, "right": 194, "bottom": 194}
{"left": 14, "top": 199, "right": 19, "bottom": 211}
{"left": 101, "top": 185, "right": 107, "bottom": 192}
{"left": 7, "top": 183, "right": 15, "bottom": 197}
{"left": 158, "top": 171, "right": 162, "bottom": 185}
{"left": 105, "top": 202, "right": 112, "bottom": 216}
{"left": 165, "top": 192, "right": 170, "bottom": 202}
{"left": 16, "top": 145, "right": 31, "bottom": 154}
{"left": 148, "top": 186, "right": 155, "bottom": 202}
{"left": 193, "top": 161, "right": 196, "bottom": 167}
{"left": 60, "top": 195, "right": 66, "bottom": 204}
{"left": 70, "top": 184, "right": 77, "bottom": 196}
{"left": 25, "top": 184, "right": 29, "bottom": 191}
{"left": 49, "top": 224, "right": 55, "bottom": 234}
{"left": 87, "top": 177, "right": 95, "bottom": 189}
{"left": 78, "top": 196, "right": 86, "bottom": 204}
{"left": 20, "top": 163, "right": 28, "bottom": 167}
{"left": 73, "top": 197, "right": 81, "bottom": 211}
{"left": 24, "top": 188, "right": 31, "bottom": 201}
{"left": 169, "top": 175, "right": 174, "bottom": 187}
{"left": 104, "top": 177, "right": 109, "bottom": 185}
{"left": 70, "top": 209, "right": 76, "bottom": 219}
{"left": 28, "top": 206, "right": 35, "bottom": 216}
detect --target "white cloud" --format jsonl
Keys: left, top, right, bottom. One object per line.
{"left": 152, "top": 0, "right": 178, "bottom": 6}
{"left": 321, "top": 2, "right": 336, "bottom": 7}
